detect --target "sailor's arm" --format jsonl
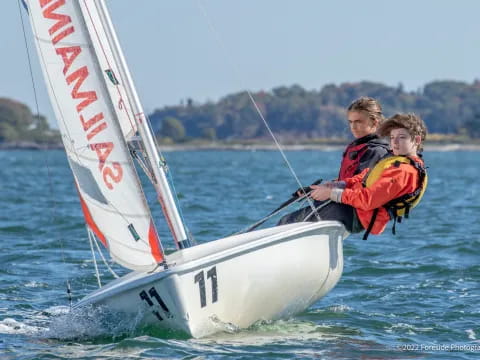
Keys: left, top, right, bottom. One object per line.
{"left": 343, "top": 168, "right": 369, "bottom": 187}
{"left": 340, "top": 168, "right": 413, "bottom": 210}
{"left": 311, "top": 167, "right": 413, "bottom": 211}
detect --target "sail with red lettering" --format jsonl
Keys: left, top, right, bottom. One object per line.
{"left": 25, "top": 0, "right": 165, "bottom": 270}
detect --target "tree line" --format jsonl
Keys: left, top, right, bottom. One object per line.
{"left": 0, "top": 98, "right": 59, "bottom": 145}
{"left": 2, "top": 80, "right": 480, "bottom": 145}
{"left": 151, "top": 80, "right": 480, "bottom": 142}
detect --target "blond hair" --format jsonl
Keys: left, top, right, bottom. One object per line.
{"left": 347, "top": 97, "right": 385, "bottom": 126}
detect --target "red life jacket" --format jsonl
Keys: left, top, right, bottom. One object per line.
{"left": 338, "top": 134, "right": 388, "bottom": 180}
{"left": 338, "top": 143, "right": 369, "bottom": 180}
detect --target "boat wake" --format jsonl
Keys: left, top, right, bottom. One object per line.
{"left": 194, "top": 317, "right": 345, "bottom": 347}
{"left": 32, "top": 305, "right": 145, "bottom": 341}
{"left": 0, "top": 317, "right": 42, "bottom": 335}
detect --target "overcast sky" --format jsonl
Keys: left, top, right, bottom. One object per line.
{"left": 1, "top": 0, "right": 479, "bottom": 125}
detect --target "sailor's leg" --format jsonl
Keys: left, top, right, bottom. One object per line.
{"left": 277, "top": 206, "right": 313, "bottom": 225}
{"left": 277, "top": 200, "right": 326, "bottom": 225}
{"left": 314, "top": 202, "right": 363, "bottom": 233}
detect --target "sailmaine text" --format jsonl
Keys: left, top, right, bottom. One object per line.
{"left": 40, "top": 0, "right": 123, "bottom": 190}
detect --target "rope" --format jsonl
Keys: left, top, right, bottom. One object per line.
{"left": 303, "top": 200, "right": 332, "bottom": 221}
{"left": 92, "top": 232, "right": 120, "bottom": 279}
{"left": 149, "top": 128, "right": 194, "bottom": 245}
{"left": 87, "top": 228, "right": 102, "bottom": 288}
{"left": 16, "top": 0, "right": 74, "bottom": 303}
{"left": 195, "top": 0, "right": 320, "bottom": 220}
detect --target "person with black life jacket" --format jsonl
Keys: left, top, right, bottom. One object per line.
{"left": 278, "top": 97, "right": 388, "bottom": 230}
{"left": 337, "top": 97, "right": 389, "bottom": 181}
{"left": 278, "top": 113, "right": 428, "bottom": 239}
{"left": 290, "top": 97, "right": 388, "bottom": 197}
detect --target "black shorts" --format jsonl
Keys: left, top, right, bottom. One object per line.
{"left": 277, "top": 200, "right": 364, "bottom": 233}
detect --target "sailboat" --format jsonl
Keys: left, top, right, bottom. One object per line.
{"left": 24, "top": 0, "right": 348, "bottom": 338}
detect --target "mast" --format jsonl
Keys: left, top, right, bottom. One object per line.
{"left": 91, "top": 1, "right": 190, "bottom": 248}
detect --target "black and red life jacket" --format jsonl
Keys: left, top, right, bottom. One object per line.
{"left": 338, "top": 134, "right": 389, "bottom": 180}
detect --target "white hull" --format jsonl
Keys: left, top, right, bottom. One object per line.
{"left": 75, "top": 221, "right": 347, "bottom": 338}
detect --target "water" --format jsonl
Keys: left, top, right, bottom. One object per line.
{"left": 0, "top": 149, "right": 479, "bottom": 359}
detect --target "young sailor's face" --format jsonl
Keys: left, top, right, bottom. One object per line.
{"left": 390, "top": 128, "right": 420, "bottom": 156}
{"left": 348, "top": 111, "right": 376, "bottom": 139}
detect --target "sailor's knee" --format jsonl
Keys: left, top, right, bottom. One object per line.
{"left": 277, "top": 214, "right": 290, "bottom": 226}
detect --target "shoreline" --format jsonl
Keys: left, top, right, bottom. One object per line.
{"left": 156, "top": 143, "right": 480, "bottom": 152}
{"left": 1, "top": 141, "right": 480, "bottom": 151}
{"left": 0, "top": 141, "right": 63, "bottom": 150}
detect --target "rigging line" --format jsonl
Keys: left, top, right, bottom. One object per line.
{"left": 91, "top": 229, "right": 119, "bottom": 279}
{"left": 16, "top": 0, "right": 74, "bottom": 301}
{"left": 87, "top": 228, "right": 102, "bottom": 288}
{"left": 131, "top": 115, "right": 177, "bottom": 247}
{"left": 144, "top": 113, "right": 193, "bottom": 241}
{"left": 195, "top": 0, "right": 320, "bottom": 219}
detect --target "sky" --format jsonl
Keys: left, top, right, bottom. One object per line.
{"left": 1, "top": 0, "right": 480, "bottom": 126}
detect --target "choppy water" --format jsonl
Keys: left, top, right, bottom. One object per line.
{"left": 0, "top": 149, "right": 479, "bottom": 359}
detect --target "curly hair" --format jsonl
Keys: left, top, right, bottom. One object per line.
{"left": 378, "top": 113, "right": 428, "bottom": 152}
{"left": 347, "top": 97, "right": 385, "bottom": 126}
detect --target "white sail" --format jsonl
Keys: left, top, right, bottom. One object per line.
{"left": 25, "top": 0, "right": 164, "bottom": 270}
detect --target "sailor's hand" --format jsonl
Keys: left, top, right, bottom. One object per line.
{"left": 292, "top": 178, "right": 323, "bottom": 198}
{"left": 294, "top": 186, "right": 312, "bottom": 198}
{"left": 309, "top": 184, "right": 331, "bottom": 201}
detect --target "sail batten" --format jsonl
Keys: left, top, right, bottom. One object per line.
{"left": 25, "top": 0, "right": 165, "bottom": 270}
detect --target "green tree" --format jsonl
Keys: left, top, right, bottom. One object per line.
{"left": 202, "top": 127, "right": 216, "bottom": 140}
{"left": 0, "top": 97, "right": 60, "bottom": 144}
{"left": 160, "top": 116, "right": 185, "bottom": 141}
{"left": 0, "top": 122, "right": 18, "bottom": 142}
{"left": 464, "top": 115, "right": 480, "bottom": 138}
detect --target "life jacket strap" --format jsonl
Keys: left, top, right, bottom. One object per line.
{"left": 362, "top": 208, "right": 379, "bottom": 240}
{"left": 391, "top": 214, "right": 406, "bottom": 235}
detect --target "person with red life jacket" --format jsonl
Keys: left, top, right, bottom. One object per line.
{"left": 279, "top": 113, "right": 428, "bottom": 239}
{"left": 278, "top": 97, "right": 388, "bottom": 231}
{"left": 292, "top": 97, "right": 388, "bottom": 194}
{"left": 338, "top": 96, "right": 389, "bottom": 181}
